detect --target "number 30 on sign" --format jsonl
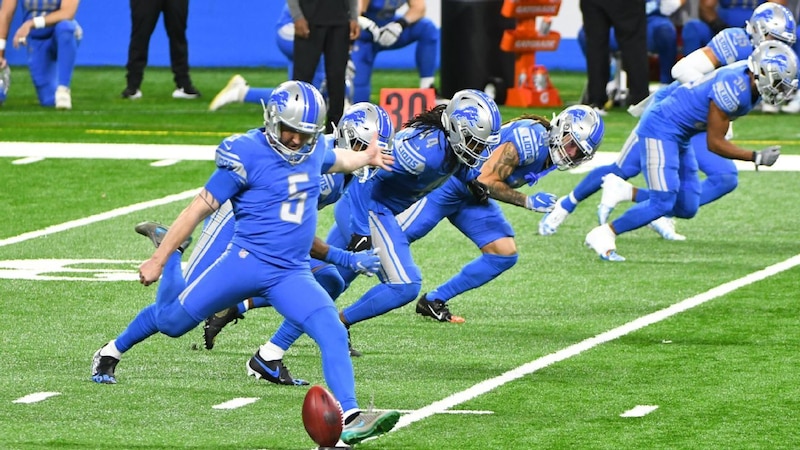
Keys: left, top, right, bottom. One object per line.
{"left": 379, "top": 88, "right": 436, "bottom": 131}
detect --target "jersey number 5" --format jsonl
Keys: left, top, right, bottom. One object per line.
{"left": 281, "top": 173, "right": 309, "bottom": 224}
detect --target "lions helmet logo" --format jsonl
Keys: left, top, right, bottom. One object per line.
{"left": 452, "top": 106, "right": 480, "bottom": 126}
{"left": 273, "top": 90, "right": 290, "bottom": 112}
{"left": 350, "top": 109, "right": 368, "bottom": 126}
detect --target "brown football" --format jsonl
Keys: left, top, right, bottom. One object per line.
{"left": 302, "top": 384, "right": 343, "bottom": 447}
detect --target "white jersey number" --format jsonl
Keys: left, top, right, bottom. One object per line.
{"left": 280, "top": 173, "right": 309, "bottom": 224}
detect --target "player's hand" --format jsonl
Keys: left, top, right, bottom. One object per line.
{"left": 363, "top": 136, "right": 394, "bottom": 171}
{"left": 13, "top": 24, "right": 31, "bottom": 48}
{"left": 754, "top": 145, "right": 780, "bottom": 169}
{"left": 466, "top": 179, "right": 490, "bottom": 205}
{"left": 358, "top": 16, "right": 380, "bottom": 41}
{"left": 350, "top": 247, "right": 382, "bottom": 276}
{"left": 376, "top": 21, "right": 404, "bottom": 47}
{"left": 525, "top": 191, "right": 557, "bottom": 212}
{"left": 138, "top": 258, "right": 164, "bottom": 286}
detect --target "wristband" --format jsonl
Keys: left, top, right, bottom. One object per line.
{"left": 396, "top": 18, "right": 409, "bottom": 28}
{"left": 0, "top": 39, "right": 5, "bottom": 51}
{"left": 752, "top": 151, "right": 757, "bottom": 163}
{"left": 33, "top": 16, "right": 46, "bottom": 29}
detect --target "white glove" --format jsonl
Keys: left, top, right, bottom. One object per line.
{"left": 377, "top": 21, "right": 404, "bottom": 47}
{"left": 357, "top": 16, "right": 380, "bottom": 41}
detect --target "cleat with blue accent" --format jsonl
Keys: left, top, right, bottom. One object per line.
{"left": 341, "top": 409, "right": 401, "bottom": 445}
{"left": 585, "top": 224, "right": 625, "bottom": 262}
{"left": 91, "top": 345, "right": 119, "bottom": 384}
{"left": 246, "top": 352, "right": 309, "bottom": 386}
{"left": 134, "top": 221, "right": 192, "bottom": 253}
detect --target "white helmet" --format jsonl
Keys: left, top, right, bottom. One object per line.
{"left": 263, "top": 80, "right": 326, "bottom": 164}
{"left": 440, "top": 89, "right": 502, "bottom": 167}
{"left": 335, "top": 102, "right": 395, "bottom": 181}
{"left": 548, "top": 105, "right": 604, "bottom": 170}
{"left": 746, "top": 2, "right": 797, "bottom": 47}
{"left": 748, "top": 40, "right": 799, "bottom": 106}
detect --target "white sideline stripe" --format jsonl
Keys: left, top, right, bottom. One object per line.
{"left": 391, "top": 254, "right": 800, "bottom": 434}
{"left": 212, "top": 397, "right": 260, "bottom": 410}
{"left": 0, "top": 189, "right": 200, "bottom": 248}
{"left": 2, "top": 142, "right": 800, "bottom": 173}
{"left": 12, "top": 392, "right": 61, "bottom": 404}
{"left": 620, "top": 405, "right": 659, "bottom": 417}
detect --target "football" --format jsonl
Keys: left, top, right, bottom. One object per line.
{"left": 302, "top": 384, "right": 343, "bottom": 447}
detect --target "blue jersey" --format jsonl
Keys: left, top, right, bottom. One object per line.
{"left": 493, "top": 119, "right": 553, "bottom": 189}
{"left": 22, "top": 0, "right": 59, "bottom": 18}
{"left": 639, "top": 61, "right": 755, "bottom": 141}
{"left": 708, "top": 27, "right": 753, "bottom": 66}
{"left": 204, "top": 128, "right": 336, "bottom": 269}
{"left": 364, "top": 0, "right": 407, "bottom": 22}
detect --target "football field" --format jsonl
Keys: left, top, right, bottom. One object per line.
{"left": 1, "top": 68, "right": 799, "bottom": 449}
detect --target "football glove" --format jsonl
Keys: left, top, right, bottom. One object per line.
{"left": 754, "top": 145, "right": 780, "bottom": 170}
{"left": 326, "top": 246, "right": 381, "bottom": 275}
{"left": 376, "top": 20, "right": 405, "bottom": 47}
{"left": 525, "top": 191, "right": 557, "bottom": 212}
{"left": 466, "top": 179, "right": 490, "bottom": 205}
{"left": 357, "top": 16, "right": 380, "bottom": 41}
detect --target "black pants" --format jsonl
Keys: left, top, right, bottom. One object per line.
{"left": 579, "top": 0, "right": 648, "bottom": 107}
{"left": 125, "top": 0, "right": 191, "bottom": 90}
{"left": 293, "top": 23, "right": 351, "bottom": 132}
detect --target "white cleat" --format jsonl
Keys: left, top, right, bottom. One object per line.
{"left": 598, "top": 173, "right": 633, "bottom": 224}
{"left": 209, "top": 74, "right": 248, "bottom": 111}
{"left": 647, "top": 216, "right": 686, "bottom": 241}
{"left": 55, "top": 85, "right": 72, "bottom": 110}
{"left": 539, "top": 200, "right": 570, "bottom": 236}
{"left": 761, "top": 102, "right": 780, "bottom": 114}
{"left": 585, "top": 224, "right": 625, "bottom": 261}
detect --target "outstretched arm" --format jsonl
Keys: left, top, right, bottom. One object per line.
{"left": 328, "top": 136, "right": 394, "bottom": 174}
{"left": 706, "top": 102, "right": 774, "bottom": 165}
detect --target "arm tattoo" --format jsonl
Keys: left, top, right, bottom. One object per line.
{"left": 199, "top": 190, "right": 220, "bottom": 212}
{"left": 482, "top": 146, "right": 527, "bottom": 208}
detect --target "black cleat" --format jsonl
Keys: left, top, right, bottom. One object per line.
{"left": 203, "top": 306, "right": 244, "bottom": 350}
{"left": 415, "top": 294, "right": 465, "bottom": 323}
{"left": 121, "top": 87, "right": 142, "bottom": 99}
{"left": 246, "top": 352, "right": 308, "bottom": 386}
{"left": 134, "top": 221, "right": 192, "bottom": 253}
{"left": 91, "top": 344, "right": 120, "bottom": 384}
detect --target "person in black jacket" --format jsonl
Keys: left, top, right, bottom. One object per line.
{"left": 289, "top": 0, "right": 359, "bottom": 133}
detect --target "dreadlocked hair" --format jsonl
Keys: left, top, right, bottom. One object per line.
{"left": 505, "top": 113, "right": 552, "bottom": 130}
{"left": 403, "top": 104, "right": 448, "bottom": 130}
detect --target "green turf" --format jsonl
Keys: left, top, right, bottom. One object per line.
{"left": 1, "top": 67, "right": 799, "bottom": 449}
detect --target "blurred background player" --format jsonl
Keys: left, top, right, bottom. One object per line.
{"left": 352, "top": 0, "right": 439, "bottom": 102}
{"left": 682, "top": 0, "right": 788, "bottom": 54}
{"left": 121, "top": 0, "right": 200, "bottom": 100}
{"left": 584, "top": 41, "right": 797, "bottom": 261}
{"left": 400, "top": 106, "right": 604, "bottom": 324}
{"left": 0, "top": 0, "right": 81, "bottom": 109}
{"left": 208, "top": 4, "right": 357, "bottom": 114}
{"left": 540, "top": 2, "right": 796, "bottom": 240}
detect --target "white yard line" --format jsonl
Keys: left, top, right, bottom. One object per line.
{"left": 389, "top": 255, "right": 800, "bottom": 434}
{"left": 12, "top": 392, "right": 61, "bottom": 404}
{"left": 0, "top": 189, "right": 199, "bottom": 248}
{"left": 212, "top": 398, "right": 260, "bottom": 410}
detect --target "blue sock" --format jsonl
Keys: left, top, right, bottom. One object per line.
{"left": 244, "top": 88, "right": 273, "bottom": 105}
{"left": 343, "top": 282, "right": 420, "bottom": 325}
{"left": 302, "top": 306, "right": 357, "bottom": 413}
{"left": 270, "top": 320, "right": 304, "bottom": 351}
{"left": 429, "top": 253, "right": 518, "bottom": 302}
{"left": 115, "top": 304, "right": 158, "bottom": 353}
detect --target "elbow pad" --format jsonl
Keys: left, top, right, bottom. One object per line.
{"left": 671, "top": 50, "right": 716, "bottom": 84}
